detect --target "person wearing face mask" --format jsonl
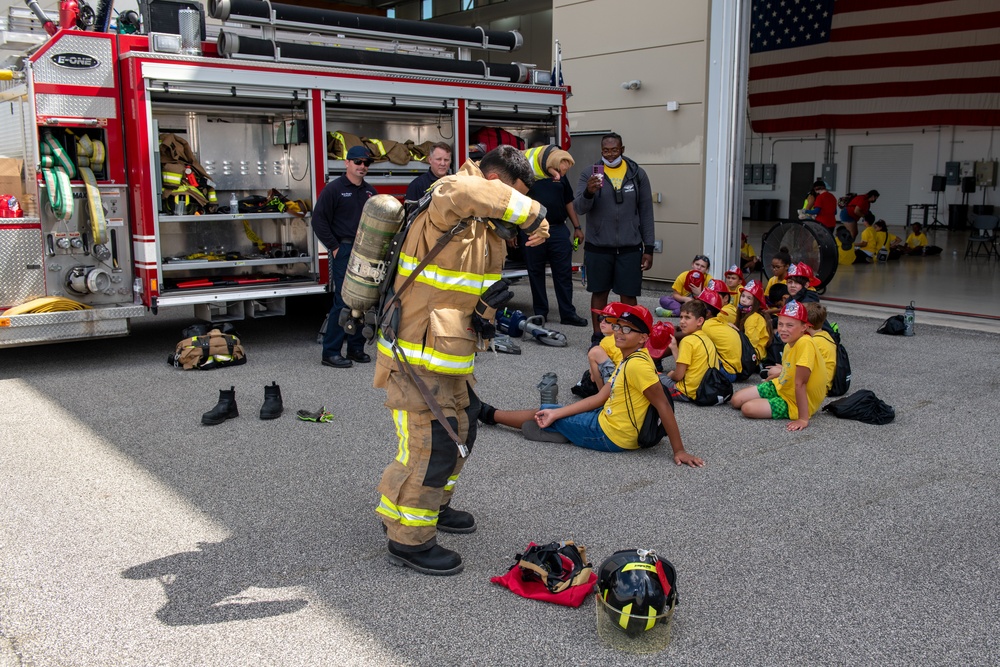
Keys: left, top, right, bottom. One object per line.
{"left": 405, "top": 142, "right": 453, "bottom": 203}
{"left": 574, "top": 132, "right": 655, "bottom": 346}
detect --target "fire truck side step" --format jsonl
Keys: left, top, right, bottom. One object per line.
{"left": 246, "top": 298, "right": 285, "bottom": 319}
{"left": 194, "top": 301, "right": 245, "bottom": 323}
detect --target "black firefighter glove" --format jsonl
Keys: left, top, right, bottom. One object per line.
{"left": 471, "top": 278, "right": 514, "bottom": 341}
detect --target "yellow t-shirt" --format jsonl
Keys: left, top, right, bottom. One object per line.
{"left": 906, "top": 232, "right": 927, "bottom": 248}
{"left": 599, "top": 334, "right": 624, "bottom": 367}
{"left": 598, "top": 348, "right": 660, "bottom": 450}
{"left": 858, "top": 227, "right": 891, "bottom": 256}
{"left": 675, "top": 329, "right": 717, "bottom": 400}
{"left": 742, "top": 311, "right": 770, "bottom": 360}
{"left": 811, "top": 330, "right": 837, "bottom": 394}
{"left": 604, "top": 161, "right": 627, "bottom": 190}
{"left": 671, "top": 270, "right": 715, "bottom": 298}
{"left": 773, "top": 335, "right": 829, "bottom": 420}
{"left": 839, "top": 244, "right": 857, "bottom": 265}
{"left": 741, "top": 241, "right": 756, "bottom": 259}
{"left": 702, "top": 317, "right": 743, "bottom": 375}
{"left": 719, "top": 302, "right": 738, "bottom": 325}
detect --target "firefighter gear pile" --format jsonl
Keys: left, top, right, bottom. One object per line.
{"left": 159, "top": 133, "right": 218, "bottom": 214}
{"left": 169, "top": 328, "right": 246, "bottom": 370}
{"left": 327, "top": 131, "right": 436, "bottom": 164}
{"left": 491, "top": 541, "right": 595, "bottom": 608}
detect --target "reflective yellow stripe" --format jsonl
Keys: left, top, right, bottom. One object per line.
{"left": 162, "top": 172, "right": 182, "bottom": 186}
{"left": 331, "top": 131, "right": 346, "bottom": 158}
{"left": 620, "top": 603, "right": 633, "bottom": 630}
{"left": 393, "top": 409, "right": 410, "bottom": 465}
{"left": 369, "top": 138, "right": 386, "bottom": 157}
{"left": 444, "top": 473, "right": 459, "bottom": 491}
{"left": 524, "top": 146, "right": 548, "bottom": 180}
{"left": 397, "top": 252, "right": 491, "bottom": 295}
{"left": 645, "top": 605, "right": 658, "bottom": 631}
{"left": 377, "top": 336, "right": 475, "bottom": 375}
{"left": 376, "top": 495, "right": 439, "bottom": 526}
{"left": 501, "top": 190, "right": 533, "bottom": 225}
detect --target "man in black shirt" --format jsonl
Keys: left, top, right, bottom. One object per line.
{"left": 312, "top": 145, "right": 378, "bottom": 368}
{"left": 404, "top": 142, "right": 452, "bottom": 202}
{"left": 521, "top": 174, "right": 588, "bottom": 325}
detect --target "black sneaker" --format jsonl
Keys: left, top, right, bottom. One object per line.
{"left": 387, "top": 542, "right": 464, "bottom": 576}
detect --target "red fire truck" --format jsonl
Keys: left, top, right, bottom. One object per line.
{"left": 0, "top": 0, "right": 567, "bottom": 347}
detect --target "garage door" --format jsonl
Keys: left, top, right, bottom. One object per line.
{"left": 848, "top": 145, "right": 913, "bottom": 228}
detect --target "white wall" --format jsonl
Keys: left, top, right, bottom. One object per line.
{"left": 743, "top": 125, "right": 1000, "bottom": 226}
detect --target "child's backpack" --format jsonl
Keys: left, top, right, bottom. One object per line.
{"left": 837, "top": 192, "right": 856, "bottom": 209}
{"left": 691, "top": 337, "right": 733, "bottom": 406}
{"left": 877, "top": 314, "right": 906, "bottom": 335}
{"left": 734, "top": 330, "right": 759, "bottom": 382}
{"left": 828, "top": 339, "right": 852, "bottom": 397}
{"left": 822, "top": 390, "right": 894, "bottom": 425}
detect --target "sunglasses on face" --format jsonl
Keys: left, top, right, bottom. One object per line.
{"left": 694, "top": 255, "right": 710, "bottom": 263}
{"left": 350, "top": 159, "right": 373, "bottom": 167}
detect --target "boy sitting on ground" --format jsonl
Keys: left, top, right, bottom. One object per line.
{"left": 731, "top": 301, "right": 829, "bottom": 431}
{"left": 661, "top": 300, "right": 721, "bottom": 403}
{"left": 586, "top": 301, "right": 628, "bottom": 390}
{"left": 696, "top": 289, "right": 743, "bottom": 382}
{"left": 479, "top": 305, "right": 704, "bottom": 466}
{"left": 805, "top": 302, "right": 837, "bottom": 396}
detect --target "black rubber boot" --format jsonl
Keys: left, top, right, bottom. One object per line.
{"left": 259, "top": 381, "right": 283, "bottom": 420}
{"left": 437, "top": 504, "right": 477, "bottom": 534}
{"left": 202, "top": 387, "right": 238, "bottom": 425}
{"left": 387, "top": 541, "right": 463, "bottom": 576}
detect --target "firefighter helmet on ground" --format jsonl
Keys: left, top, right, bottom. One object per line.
{"left": 597, "top": 549, "right": 677, "bottom": 636}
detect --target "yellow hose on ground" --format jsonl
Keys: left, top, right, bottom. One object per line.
{"left": 1, "top": 297, "right": 91, "bottom": 316}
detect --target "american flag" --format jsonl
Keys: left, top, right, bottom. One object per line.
{"left": 748, "top": 0, "right": 1000, "bottom": 133}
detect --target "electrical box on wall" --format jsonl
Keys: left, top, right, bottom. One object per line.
{"left": 762, "top": 163, "right": 776, "bottom": 184}
{"left": 821, "top": 163, "right": 837, "bottom": 190}
{"left": 744, "top": 164, "right": 753, "bottom": 185}
{"left": 974, "top": 160, "right": 997, "bottom": 187}
{"left": 945, "top": 161, "right": 961, "bottom": 185}
{"left": 960, "top": 161, "right": 974, "bottom": 178}
{"left": 751, "top": 164, "right": 763, "bottom": 184}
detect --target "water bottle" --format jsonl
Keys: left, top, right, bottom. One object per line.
{"left": 538, "top": 372, "right": 558, "bottom": 405}
{"left": 904, "top": 301, "right": 915, "bottom": 337}
{"left": 229, "top": 192, "right": 239, "bottom": 212}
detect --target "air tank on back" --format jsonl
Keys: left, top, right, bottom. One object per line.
{"left": 339, "top": 194, "right": 405, "bottom": 334}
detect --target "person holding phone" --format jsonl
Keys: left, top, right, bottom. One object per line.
{"left": 574, "top": 132, "right": 655, "bottom": 346}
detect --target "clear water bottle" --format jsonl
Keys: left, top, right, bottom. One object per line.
{"left": 904, "top": 301, "right": 915, "bottom": 336}
{"left": 229, "top": 192, "right": 239, "bottom": 212}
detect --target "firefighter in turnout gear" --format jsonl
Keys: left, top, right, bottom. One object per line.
{"left": 375, "top": 146, "right": 550, "bottom": 576}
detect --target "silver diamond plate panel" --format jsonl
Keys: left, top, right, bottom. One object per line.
{"left": 0, "top": 228, "right": 45, "bottom": 308}
{"left": 32, "top": 34, "right": 114, "bottom": 88}
{"left": 0, "top": 306, "right": 144, "bottom": 348}
{"left": 35, "top": 93, "right": 117, "bottom": 120}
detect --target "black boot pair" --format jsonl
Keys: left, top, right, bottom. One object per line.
{"left": 201, "top": 382, "right": 283, "bottom": 425}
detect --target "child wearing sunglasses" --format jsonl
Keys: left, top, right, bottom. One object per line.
{"left": 479, "top": 304, "right": 703, "bottom": 466}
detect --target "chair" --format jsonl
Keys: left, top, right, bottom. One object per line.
{"left": 964, "top": 214, "right": 999, "bottom": 259}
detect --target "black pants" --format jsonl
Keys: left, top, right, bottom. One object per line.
{"left": 522, "top": 222, "right": 578, "bottom": 320}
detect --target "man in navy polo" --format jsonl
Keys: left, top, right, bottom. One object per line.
{"left": 313, "top": 145, "right": 378, "bottom": 368}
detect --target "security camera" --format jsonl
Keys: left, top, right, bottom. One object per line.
{"left": 620, "top": 79, "right": 642, "bottom": 91}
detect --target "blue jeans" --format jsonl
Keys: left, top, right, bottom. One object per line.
{"left": 322, "top": 241, "right": 366, "bottom": 359}
{"left": 540, "top": 403, "right": 624, "bottom": 452}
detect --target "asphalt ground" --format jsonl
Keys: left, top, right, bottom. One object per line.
{"left": 1, "top": 282, "right": 998, "bottom": 666}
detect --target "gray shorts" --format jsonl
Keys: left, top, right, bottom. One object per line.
{"left": 598, "top": 359, "right": 616, "bottom": 382}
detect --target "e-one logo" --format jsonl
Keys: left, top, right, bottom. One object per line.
{"left": 51, "top": 53, "right": 99, "bottom": 69}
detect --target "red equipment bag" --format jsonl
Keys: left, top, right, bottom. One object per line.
{"left": 491, "top": 541, "right": 595, "bottom": 608}
{"left": 471, "top": 126, "right": 525, "bottom": 152}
